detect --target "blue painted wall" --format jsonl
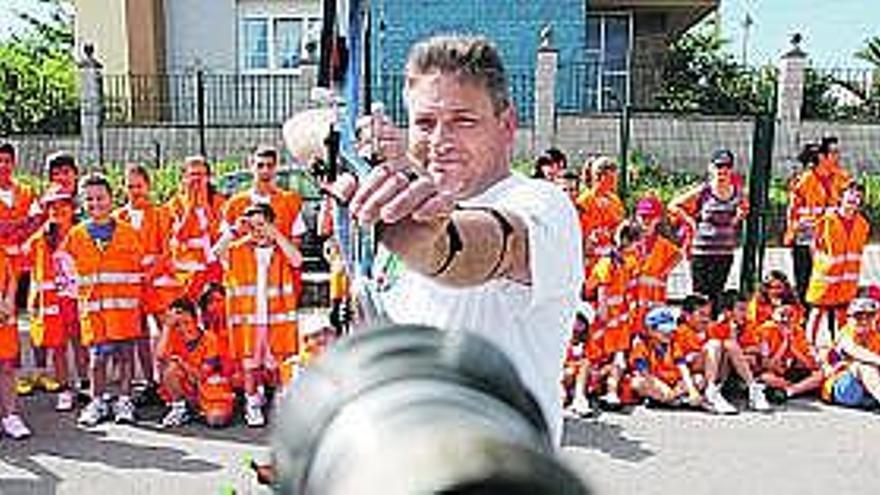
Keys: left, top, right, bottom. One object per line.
{"left": 370, "top": 0, "right": 587, "bottom": 125}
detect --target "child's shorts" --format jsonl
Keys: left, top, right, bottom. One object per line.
{"left": 832, "top": 370, "right": 879, "bottom": 408}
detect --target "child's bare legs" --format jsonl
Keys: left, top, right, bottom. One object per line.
{"left": 786, "top": 370, "right": 824, "bottom": 397}
{"left": 724, "top": 339, "right": 756, "bottom": 384}
{"left": 0, "top": 360, "right": 19, "bottom": 416}
{"left": 89, "top": 353, "right": 108, "bottom": 400}
{"left": 631, "top": 374, "right": 676, "bottom": 403}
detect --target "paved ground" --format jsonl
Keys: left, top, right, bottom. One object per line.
{"left": 3, "top": 392, "right": 880, "bottom": 494}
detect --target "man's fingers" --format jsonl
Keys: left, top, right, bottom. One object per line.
{"left": 379, "top": 177, "right": 436, "bottom": 224}
{"left": 411, "top": 190, "right": 456, "bottom": 223}
{"left": 354, "top": 172, "right": 410, "bottom": 225}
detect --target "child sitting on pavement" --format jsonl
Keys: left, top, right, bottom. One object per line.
{"left": 157, "top": 297, "right": 232, "bottom": 428}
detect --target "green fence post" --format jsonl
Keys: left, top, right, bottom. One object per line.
{"left": 741, "top": 114, "right": 775, "bottom": 293}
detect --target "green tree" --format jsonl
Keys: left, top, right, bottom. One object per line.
{"left": 0, "top": 0, "right": 78, "bottom": 135}
{"left": 652, "top": 22, "right": 776, "bottom": 115}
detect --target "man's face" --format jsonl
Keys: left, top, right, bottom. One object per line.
{"left": 206, "top": 291, "right": 225, "bottom": 319}
{"left": 405, "top": 71, "right": 516, "bottom": 199}
{"left": 252, "top": 155, "right": 277, "bottom": 185}
{"left": 0, "top": 152, "right": 14, "bottom": 185}
{"left": 821, "top": 145, "right": 840, "bottom": 167}
{"left": 184, "top": 162, "right": 209, "bottom": 191}
{"left": 636, "top": 212, "right": 659, "bottom": 233}
{"left": 126, "top": 171, "right": 150, "bottom": 203}
{"left": 711, "top": 161, "right": 733, "bottom": 184}
{"left": 50, "top": 165, "right": 78, "bottom": 194}
{"left": 84, "top": 184, "right": 113, "bottom": 222}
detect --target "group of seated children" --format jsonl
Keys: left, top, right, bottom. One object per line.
{"left": 563, "top": 266, "right": 880, "bottom": 417}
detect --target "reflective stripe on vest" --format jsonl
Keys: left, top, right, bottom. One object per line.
{"left": 813, "top": 252, "right": 862, "bottom": 265}
{"left": 78, "top": 272, "right": 143, "bottom": 286}
{"left": 174, "top": 260, "right": 206, "bottom": 272}
{"left": 153, "top": 275, "right": 183, "bottom": 287}
{"left": 809, "top": 273, "right": 860, "bottom": 284}
{"left": 82, "top": 297, "right": 140, "bottom": 313}
{"left": 142, "top": 254, "right": 158, "bottom": 265}
{"left": 41, "top": 305, "right": 60, "bottom": 316}
{"left": 636, "top": 276, "right": 665, "bottom": 288}
{"left": 228, "top": 284, "right": 296, "bottom": 298}
{"left": 228, "top": 311, "right": 298, "bottom": 326}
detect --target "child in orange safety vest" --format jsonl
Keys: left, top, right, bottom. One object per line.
{"left": 22, "top": 185, "right": 84, "bottom": 412}
{"left": 583, "top": 220, "right": 640, "bottom": 407}
{"left": 57, "top": 174, "right": 146, "bottom": 427}
{"left": 805, "top": 181, "right": 869, "bottom": 349}
{"left": 156, "top": 297, "right": 233, "bottom": 428}
{"left": 217, "top": 203, "right": 303, "bottom": 428}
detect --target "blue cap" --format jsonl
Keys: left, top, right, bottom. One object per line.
{"left": 645, "top": 306, "right": 678, "bottom": 334}
{"left": 711, "top": 149, "right": 735, "bottom": 166}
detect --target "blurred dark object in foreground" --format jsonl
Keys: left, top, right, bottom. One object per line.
{"left": 272, "top": 324, "right": 590, "bottom": 495}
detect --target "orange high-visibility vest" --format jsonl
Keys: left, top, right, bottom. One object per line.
{"left": 166, "top": 192, "right": 226, "bottom": 277}
{"left": 26, "top": 230, "right": 76, "bottom": 348}
{"left": 630, "top": 235, "right": 682, "bottom": 334}
{"left": 115, "top": 202, "right": 182, "bottom": 314}
{"left": 225, "top": 241, "right": 299, "bottom": 360}
{"left": 0, "top": 248, "right": 17, "bottom": 360}
{"left": 577, "top": 187, "right": 624, "bottom": 277}
{"left": 588, "top": 251, "right": 634, "bottom": 356}
{"left": 784, "top": 165, "right": 850, "bottom": 246}
{"left": 62, "top": 221, "right": 145, "bottom": 346}
{"left": 806, "top": 211, "right": 869, "bottom": 307}
{"left": 224, "top": 189, "right": 303, "bottom": 239}
{"left": 0, "top": 180, "right": 36, "bottom": 274}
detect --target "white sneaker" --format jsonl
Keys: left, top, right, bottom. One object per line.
{"left": 567, "top": 396, "right": 594, "bottom": 418}
{"left": 704, "top": 385, "right": 738, "bottom": 415}
{"left": 244, "top": 395, "right": 266, "bottom": 428}
{"left": 113, "top": 395, "right": 136, "bottom": 424}
{"left": 161, "top": 401, "right": 190, "bottom": 428}
{"left": 78, "top": 398, "right": 110, "bottom": 426}
{"left": 600, "top": 391, "right": 622, "bottom": 407}
{"left": 56, "top": 390, "right": 75, "bottom": 412}
{"left": 2, "top": 414, "right": 32, "bottom": 440}
{"left": 748, "top": 383, "right": 771, "bottom": 412}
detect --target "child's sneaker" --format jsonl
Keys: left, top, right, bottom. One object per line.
{"left": 78, "top": 398, "right": 110, "bottom": 426}
{"left": 56, "top": 390, "right": 75, "bottom": 412}
{"left": 113, "top": 395, "right": 136, "bottom": 424}
{"left": 599, "top": 391, "right": 622, "bottom": 409}
{"left": 161, "top": 401, "right": 190, "bottom": 428}
{"left": 748, "top": 383, "right": 771, "bottom": 412}
{"left": 244, "top": 395, "right": 266, "bottom": 428}
{"left": 1, "top": 414, "right": 32, "bottom": 440}
{"left": 567, "top": 396, "right": 595, "bottom": 418}
{"left": 704, "top": 384, "right": 738, "bottom": 415}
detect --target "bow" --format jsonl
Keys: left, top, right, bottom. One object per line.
{"left": 316, "top": 0, "right": 384, "bottom": 329}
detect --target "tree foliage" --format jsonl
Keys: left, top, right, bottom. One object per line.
{"left": 0, "top": 0, "right": 78, "bottom": 135}
{"left": 652, "top": 23, "right": 776, "bottom": 115}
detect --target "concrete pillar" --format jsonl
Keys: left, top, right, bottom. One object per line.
{"left": 776, "top": 36, "right": 807, "bottom": 162}
{"left": 534, "top": 27, "right": 558, "bottom": 154}
{"left": 78, "top": 43, "right": 103, "bottom": 167}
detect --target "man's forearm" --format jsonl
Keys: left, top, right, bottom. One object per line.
{"left": 382, "top": 208, "right": 529, "bottom": 288}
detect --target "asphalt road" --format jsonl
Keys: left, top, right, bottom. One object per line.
{"left": 3, "top": 392, "right": 880, "bottom": 495}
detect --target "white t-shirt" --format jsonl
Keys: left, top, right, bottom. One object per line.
{"left": 254, "top": 246, "right": 275, "bottom": 326}
{"left": 382, "top": 174, "right": 583, "bottom": 446}
{"left": 126, "top": 206, "right": 145, "bottom": 230}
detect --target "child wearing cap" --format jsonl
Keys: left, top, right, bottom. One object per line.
{"left": 217, "top": 203, "right": 303, "bottom": 427}
{"left": 821, "top": 297, "right": 880, "bottom": 408}
{"left": 629, "top": 306, "right": 696, "bottom": 407}
{"left": 22, "top": 185, "right": 87, "bottom": 412}
{"left": 630, "top": 194, "right": 683, "bottom": 336}
{"left": 156, "top": 297, "right": 232, "bottom": 428}
{"left": 753, "top": 303, "right": 823, "bottom": 402}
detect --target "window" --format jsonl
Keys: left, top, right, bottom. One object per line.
{"left": 584, "top": 13, "right": 632, "bottom": 112}
{"left": 240, "top": 16, "right": 321, "bottom": 72}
